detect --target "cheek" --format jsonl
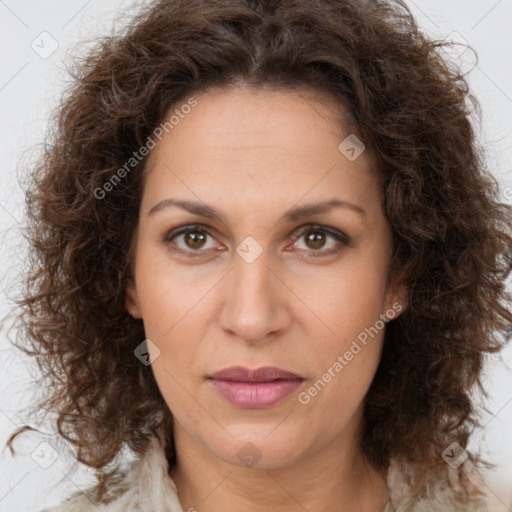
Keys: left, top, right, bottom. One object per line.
{"left": 134, "top": 243, "right": 220, "bottom": 336}
{"left": 132, "top": 259, "right": 210, "bottom": 415}
{"left": 143, "top": 311, "right": 207, "bottom": 425}
{"left": 291, "top": 255, "right": 389, "bottom": 414}
{"left": 297, "top": 272, "right": 387, "bottom": 425}
{"left": 294, "top": 255, "right": 389, "bottom": 350}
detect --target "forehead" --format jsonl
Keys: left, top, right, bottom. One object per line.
{"left": 141, "top": 86, "right": 380, "bottom": 215}
{"left": 155, "top": 86, "right": 354, "bottom": 153}
{"left": 147, "top": 86, "right": 374, "bottom": 166}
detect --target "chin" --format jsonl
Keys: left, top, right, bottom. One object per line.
{"left": 205, "top": 425, "right": 309, "bottom": 470}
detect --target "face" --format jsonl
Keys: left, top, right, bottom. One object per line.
{"left": 125, "top": 86, "right": 406, "bottom": 470}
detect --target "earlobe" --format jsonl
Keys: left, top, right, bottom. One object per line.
{"left": 125, "top": 279, "right": 143, "bottom": 319}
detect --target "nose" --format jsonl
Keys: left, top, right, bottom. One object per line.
{"left": 218, "top": 248, "right": 291, "bottom": 343}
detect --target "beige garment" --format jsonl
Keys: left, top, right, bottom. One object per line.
{"left": 42, "top": 434, "right": 488, "bottom": 512}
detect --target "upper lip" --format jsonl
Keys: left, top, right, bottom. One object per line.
{"left": 209, "top": 366, "right": 303, "bottom": 382}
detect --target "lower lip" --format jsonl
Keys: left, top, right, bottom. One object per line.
{"left": 208, "top": 379, "right": 303, "bottom": 408}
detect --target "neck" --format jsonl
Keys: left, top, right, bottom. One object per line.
{"left": 169, "top": 422, "right": 389, "bottom": 512}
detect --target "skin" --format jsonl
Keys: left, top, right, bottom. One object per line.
{"left": 125, "top": 86, "right": 407, "bottom": 512}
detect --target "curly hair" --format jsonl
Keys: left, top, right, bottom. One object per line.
{"left": 7, "top": 0, "right": 512, "bottom": 501}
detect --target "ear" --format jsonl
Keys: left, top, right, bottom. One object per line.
{"left": 125, "top": 277, "right": 143, "bottom": 319}
{"left": 384, "top": 277, "right": 408, "bottom": 321}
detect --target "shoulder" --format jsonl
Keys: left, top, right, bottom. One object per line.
{"left": 381, "top": 457, "right": 489, "bottom": 511}
{"left": 40, "top": 435, "right": 184, "bottom": 512}
{"left": 40, "top": 464, "right": 141, "bottom": 511}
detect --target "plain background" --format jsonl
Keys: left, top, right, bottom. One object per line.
{"left": 0, "top": 1, "right": 511, "bottom": 510}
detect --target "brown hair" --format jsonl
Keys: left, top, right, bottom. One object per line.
{"left": 7, "top": 0, "right": 512, "bottom": 501}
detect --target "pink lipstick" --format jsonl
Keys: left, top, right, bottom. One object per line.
{"left": 208, "top": 366, "right": 303, "bottom": 408}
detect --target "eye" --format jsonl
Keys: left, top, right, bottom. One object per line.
{"left": 289, "top": 224, "right": 351, "bottom": 257}
{"left": 164, "top": 224, "right": 221, "bottom": 257}
{"left": 163, "top": 223, "right": 351, "bottom": 258}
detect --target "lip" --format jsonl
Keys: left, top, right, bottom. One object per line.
{"left": 207, "top": 366, "right": 304, "bottom": 408}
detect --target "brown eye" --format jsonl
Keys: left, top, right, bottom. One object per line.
{"left": 291, "top": 225, "right": 351, "bottom": 256}
{"left": 304, "top": 230, "right": 327, "bottom": 250}
{"left": 164, "top": 225, "right": 220, "bottom": 256}
{"left": 183, "top": 230, "right": 207, "bottom": 249}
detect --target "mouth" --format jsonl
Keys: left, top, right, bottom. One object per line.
{"left": 207, "top": 366, "right": 304, "bottom": 408}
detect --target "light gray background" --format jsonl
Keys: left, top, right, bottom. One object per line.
{"left": 0, "top": 1, "right": 511, "bottom": 511}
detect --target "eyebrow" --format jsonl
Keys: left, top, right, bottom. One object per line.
{"left": 147, "top": 197, "right": 365, "bottom": 223}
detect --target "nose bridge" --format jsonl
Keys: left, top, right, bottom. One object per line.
{"left": 219, "top": 242, "right": 288, "bottom": 341}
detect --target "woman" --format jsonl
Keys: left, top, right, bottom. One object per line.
{"left": 7, "top": 0, "right": 512, "bottom": 510}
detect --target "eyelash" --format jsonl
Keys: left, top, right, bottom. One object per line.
{"left": 163, "top": 224, "right": 351, "bottom": 258}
